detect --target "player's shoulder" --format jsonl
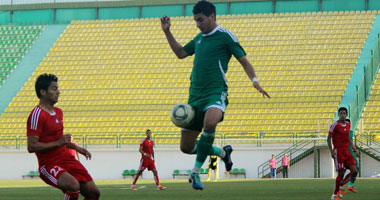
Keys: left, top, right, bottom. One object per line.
{"left": 54, "top": 107, "right": 63, "bottom": 115}
{"left": 216, "top": 26, "right": 239, "bottom": 42}
{"left": 28, "top": 106, "right": 43, "bottom": 118}
{"left": 330, "top": 120, "right": 340, "bottom": 128}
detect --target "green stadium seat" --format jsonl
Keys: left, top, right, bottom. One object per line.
{"left": 129, "top": 169, "right": 137, "bottom": 176}
{"left": 121, "top": 170, "right": 130, "bottom": 179}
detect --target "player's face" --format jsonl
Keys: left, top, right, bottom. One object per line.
{"left": 338, "top": 110, "right": 347, "bottom": 121}
{"left": 146, "top": 131, "right": 152, "bottom": 139}
{"left": 194, "top": 13, "right": 215, "bottom": 34}
{"left": 42, "top": 81, "right": 60, "bottom": 104}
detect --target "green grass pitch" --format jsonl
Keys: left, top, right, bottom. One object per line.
{"left": 0, "top": 178, "right": 379, "bottom": 200}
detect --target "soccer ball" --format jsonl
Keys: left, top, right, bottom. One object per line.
{"left": 170, "top": 103, "right": 195, "bottom": 128}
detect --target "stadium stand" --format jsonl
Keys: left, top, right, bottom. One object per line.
{"left": 0, "top": 11, "right": 376, "bottom": 145}
{"left": 362, "top": 77, "right": 380, "bottom": 141}
{"left": 0, "top": 25, "right": 44, "bottom": 84}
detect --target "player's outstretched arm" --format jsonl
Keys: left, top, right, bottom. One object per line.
{"left": 27, "top": 134, "right": 71, "bottom": 153}
{"left": 238, "top": 56, "right": 270, "bottom": 98}
{"left": 160, "top": 15, "right": 188, "bottom": 59}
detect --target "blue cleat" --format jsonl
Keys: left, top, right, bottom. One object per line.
{"left": 190, "top": 173, "right": 203, "bottom": 190}
{"left": 222, "top": 145, "right": 233, "bottom": 171}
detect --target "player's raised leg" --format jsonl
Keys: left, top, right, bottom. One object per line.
{"left": 343, "top": 164, "right": 358, "bottom": 193}
{"left": 180, "top": 130, "right": 228, "bottom": 160}
{"left": 181, "top": 128, "right": 232, "bottom": 181}
{"left": 58, "top": 172, "right": 80, "bottom": 200}
{"left": 79, "top": 180, "right": 100, "bottom": 200}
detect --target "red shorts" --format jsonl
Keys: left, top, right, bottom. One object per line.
{"left": 39, "top": 158, "right": 93, "bottom": 191}
{"left": 138, "top": 158, "right": 156, "bottom": 171}
{"left": 333, "top": 148, "right": 357, "bottom": 171}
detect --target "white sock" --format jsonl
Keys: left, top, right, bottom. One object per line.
{"left": 192, "top": 167, "right": 200, "bottom": 174}
{"left": 219, "top": 149, "right": 226, "bottom": 158}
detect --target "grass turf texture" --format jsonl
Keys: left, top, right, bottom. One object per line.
{"left": 0, "top": 178, "right": 379, "bottom": 200}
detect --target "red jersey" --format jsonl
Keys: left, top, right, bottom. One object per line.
{"left": 27, "top": 106, "right": 72, "bottom": 165}
{"left": 329, "top": 120, "right": 350, "bottom": 149}
{"left": 140, "top": 138, "right": 154, "bottom": 159}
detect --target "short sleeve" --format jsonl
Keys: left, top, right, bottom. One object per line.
{"left": 27, "top": 108, "right": 44, "bottom": 137}
{"left": 140, "top": 139, "right": 145, "bottom": 147}
{"left": 226, "top": 32, "right": 246, "bottom": 59}
{"left": 183, "top": 39, "right": 195, "bottom": 56}
{"left": 329, "top": 123, "right": 337, "bottom": 136}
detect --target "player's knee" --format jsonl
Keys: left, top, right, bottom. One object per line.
{"left": 203, "top": 121, "right": 217, "bottom": 131}
{"left": 180, "top": 145, "right": 193, "bottom": 154}
{"left": 65, "top": 181, "right": 80, "bottom": 192}
{"left": 93, "top": 188, "right": 101, "bottom": 198}
{"left": 84, "top": 187, "right": 100, "bottom": 199}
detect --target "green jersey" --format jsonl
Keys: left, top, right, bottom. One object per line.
{"left": 349, "top": 130, "right": 359, "bottom": 165}
{"left": 183, "top": 25, "right": 246, "bottom": 96}
{"left": 349, "top": 130, "right": 354, "bottom": 152}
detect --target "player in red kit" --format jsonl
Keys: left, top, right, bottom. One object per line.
{"left": 131, "top": 129, "right": 166, "bottom": 190}
{"left": 27, "top": 74, "right": 100, "bottom": 200}
{"left": 327, "top": 107, "right": 359, "bottom": 200}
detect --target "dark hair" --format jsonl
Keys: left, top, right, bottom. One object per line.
{"left": 146, "top": 129, "right": 151, "bottom": 132}
{"left": 35, "top": 73, "right": 58, "bottom": 99}
{"left": 193, "top": 0, "right": 216, "bottom": 17}
{"left": 338, "top": 107, "right": 348, "bottom": 114}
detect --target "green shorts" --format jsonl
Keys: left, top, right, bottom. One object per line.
{"left": 184, "top": 91, "right": 228, "bottom": 132}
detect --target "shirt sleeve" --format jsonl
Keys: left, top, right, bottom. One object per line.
{"left": 140, "top": 139, "right": 144, "bottom": 147}
{"left": 226, "top": 32, "right": 246, "bottom": 60}
{"left": 27, "top": 109, "right": 44, "bottom": 137}
{"left": 183, "top": 39, "right": 195, "bottom": 56}
{"left": 328, "top": 123, "right": 336, "bottom": 136}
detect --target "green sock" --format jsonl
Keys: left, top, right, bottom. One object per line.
{"left": 194, "top": 130, "right": 215, "bottom": 170}
{"left": 190, "top": 140, "right": 222, "bottom": 156}
{"left": 349, "top": 176, "right": 356, "bottom": 186}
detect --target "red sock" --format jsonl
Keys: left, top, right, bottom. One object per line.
{"left": 133, "top": 173, "right": 140, "bottom": 185}
{"left": 342, "top": 172, "right": 352, "bottom": 186}
{"left": 154, "top": 174, "right": 160, "bottom": 186}
{"left": 64, "top": 191, "right": 79, "bottom": 200}
{"left": 334, "top": 176, "right": 342, "bottom": 194}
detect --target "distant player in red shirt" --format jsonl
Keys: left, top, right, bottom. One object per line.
{"left": 327, "top": 107, "right": 359, "bottom": 200}
{"left": 27, "top": 74, "right": 100, "bottom": 200}
{"left": 131, "top": 129, "right": 166, "bottom": 190}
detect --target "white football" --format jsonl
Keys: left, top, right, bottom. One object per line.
{"left": 170, "top": 103, "right": 195, "bottom": 128}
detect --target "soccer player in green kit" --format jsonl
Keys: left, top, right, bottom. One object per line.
{"left": 340, "top": 119, "right": 359, "bottom": 194}
{"left": 161, "top": 0, "right": 270, "bottom": 190}
{"left": 346, "top": 129, "right": 359, "bottom": 192}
